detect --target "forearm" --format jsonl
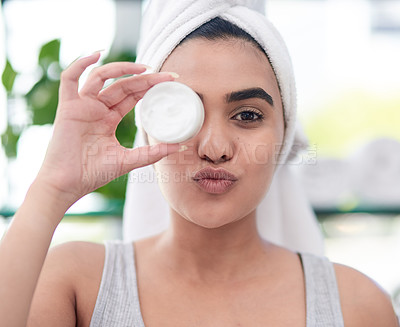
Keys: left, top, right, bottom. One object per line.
{"left": 0, "top": 180, "right": 70, "bottom": 327}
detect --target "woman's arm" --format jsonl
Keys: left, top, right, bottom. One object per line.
{"left": 27, "top": 241, "right": 105, "bottom": 327}
{"left": 335, "top": 263, "right": 400, "bottom": 327}
{"left": 0, "top": 52, "right": 179, "bottom": 327}
{"left": 0, "top": 180, "right": 70, "bottom": 327}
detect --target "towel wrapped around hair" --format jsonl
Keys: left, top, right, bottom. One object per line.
{"left": 123, "top": 0, "right": 324, "bottom": 255}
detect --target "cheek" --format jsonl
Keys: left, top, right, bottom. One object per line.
{"left": 236, "top": 123, "right": 283, "bottom": 167}
{"left": 233, "top": 127, "right": 283, "bottom": 197}
{"left": 153, "top": 152, "right": 193, "bottom": 196}
{"left": 236, "top": 142, "right": 279, "bottom": 167}
{"left": 237, "top": 142, "right": 277, "bottom": 197}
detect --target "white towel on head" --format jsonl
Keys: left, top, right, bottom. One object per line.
{"left": 123, "top": 0, "right": 324, "bottom": 255}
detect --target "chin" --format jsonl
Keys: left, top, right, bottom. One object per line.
{"left": 188, "top": 217, "right": 231, "bottom": 229}
{"left": 163, "top": 182, "right": 264, "bottom": 230}
{"left": 180, "top": 205, "right": 251, "bottom": 230}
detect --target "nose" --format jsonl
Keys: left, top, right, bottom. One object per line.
{"left": 196, "top": 116, "right": 234, "bottom": 164}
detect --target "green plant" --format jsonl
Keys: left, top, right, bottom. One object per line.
{"left": 1, "top": 58, "right": 19, "bottom": 157}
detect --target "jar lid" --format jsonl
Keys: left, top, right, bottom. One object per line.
{"left": 140, "top": 81, "right": 204, "bottom": 143}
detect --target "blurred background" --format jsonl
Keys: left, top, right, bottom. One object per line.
{"left": 0, "top": 0, "right": 399, "bottom": 313}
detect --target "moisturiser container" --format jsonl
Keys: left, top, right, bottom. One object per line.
{"left": 140, "top": 81, "right": 204, "bottom": 143}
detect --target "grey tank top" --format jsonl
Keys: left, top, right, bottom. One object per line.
{"left": 89, "top": 241, "right": 344, "bottom": 327}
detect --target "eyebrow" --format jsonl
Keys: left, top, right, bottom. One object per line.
{"left": 226, "top": 87, "right": 274, "bottom": 106}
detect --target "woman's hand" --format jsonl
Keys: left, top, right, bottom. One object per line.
{"left": 36, "top": 52, "right": 179, "bottom": 209}
{"left": 0, "top": 54, "right": 180, "bottom": 326}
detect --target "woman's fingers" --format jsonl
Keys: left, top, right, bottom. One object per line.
{"left": 98, "top": 72, "right": 176, "bottom": 109}
{"left": 59, "top": 52, "right": 101, "bottom": 102}
{"left": 79, "top": 62, "right": 149, "bottom": 97}
{"left": 110, "top": 94, "right": 141, "bottom": 119}
{"left": 120, "top": 143, "right": 181, "bottom": 175}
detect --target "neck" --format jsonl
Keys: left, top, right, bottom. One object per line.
{"left": 157, "top": 209, "right": 271, "bottom": 283}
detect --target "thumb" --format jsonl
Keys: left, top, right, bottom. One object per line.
{"left": 120, "top": 143, "right": 183, "bottom": 175}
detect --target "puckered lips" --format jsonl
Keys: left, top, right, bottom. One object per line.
{"left": 192, "top": 167, "right": 238, "bottom": 194}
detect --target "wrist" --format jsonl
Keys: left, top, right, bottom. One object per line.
{"left": 23, "top": 177, "right": 77, "bottom": 227}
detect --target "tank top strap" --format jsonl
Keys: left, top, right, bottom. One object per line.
{"left": 89, "top": 241, "right": 145, "bottom": 327}
{"left": 299, "top": 252, "right": 345, "bottom": 327}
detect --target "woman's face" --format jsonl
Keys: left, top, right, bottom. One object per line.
{"left": 151, "top": 38, "right": 284, "bottom": 229}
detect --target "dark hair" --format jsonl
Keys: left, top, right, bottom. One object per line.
{"left": 179, "top": 17, "right": 266, "bottom": 56}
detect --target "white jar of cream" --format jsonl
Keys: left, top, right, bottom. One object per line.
{"left": 140, "top": 81, "right": 204, "bottom": 143}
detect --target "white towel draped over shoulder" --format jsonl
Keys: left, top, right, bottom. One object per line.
{"left": 123, "top": 0, "right": 324, "bottom": 255}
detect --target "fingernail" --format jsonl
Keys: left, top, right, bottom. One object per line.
{"left": 178, "top": 145, "right": 188, "bottom": 152}
{"left": 79, "top": 49, "right": 104, "bottom": 60}
{"left": 93, "top": 49, "right": 106, "bottom": 54}
{"left": 166, "top": 72, "right": 179, "bottom": 79}
{"left": 143, "top": 65, "right": 154, "bottom": 74}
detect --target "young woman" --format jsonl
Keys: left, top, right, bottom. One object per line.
{"left": 0, "top": 2, "right": 398, "bottom": 326}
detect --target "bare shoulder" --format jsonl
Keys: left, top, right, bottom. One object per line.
{"left": 50, "top": 241, "right": 105, "bottom": 278}
{"left": 28, "top": 241, "right": 105, "bottom": 327}
{"left": 334, "top": 263, "right": 399, "bottom": 327}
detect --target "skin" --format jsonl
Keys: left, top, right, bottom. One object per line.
{"left": 0, "top": 40, "right": 398, "bottom": 327}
